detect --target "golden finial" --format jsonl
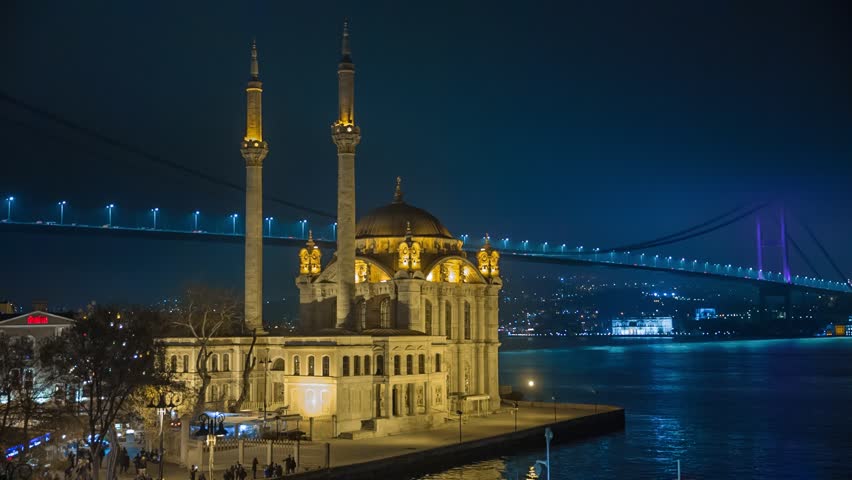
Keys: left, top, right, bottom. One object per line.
{"left": 307, "top": 230, "right": 315, "bottom": 247}
{"left": 405, "top": 221, "right": 413, "bottom": 241}
{"left": 483, "top": 233, "right": 491, "bottom": 248}
{"left": 393, "top": 176, "right": 404, "bottom": 203}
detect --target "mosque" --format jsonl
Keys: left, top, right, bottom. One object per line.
{"left": 161, "top": 23, "right": 503, "bottom": 439}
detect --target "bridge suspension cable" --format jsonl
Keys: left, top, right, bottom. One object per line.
{"left": 590, "top": 203, "right": 769, "bottom": 254}
{"left": 787, "top": 235, "right": 823, "bottom": 279}
{"left": 0, "top": 91, "right": 336, "bottom": 220}
{"left": 798, "top": 220, "right": 849, "bottom": 285}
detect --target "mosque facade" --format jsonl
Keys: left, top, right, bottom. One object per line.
{"left": 161, "top": 23, "right": 502, "bottom": 440}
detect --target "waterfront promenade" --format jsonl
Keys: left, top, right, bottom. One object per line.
{"left": 118, "top": 403, "right": 623, "bottom": 480}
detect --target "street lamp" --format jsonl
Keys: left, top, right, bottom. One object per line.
{"left": 299, "top": 219, "right": 307, "bottom": 239}
{"left": 58, "top": 201, "right": 67, "bottom": 224}
{"left": 523, "top": 240, "right": 528, "bottom": 251}
{"left": 231, "top": 214, "right": 238, "bottom": 234}
{"left": 195, "top": 413, "right": 226, "bottom": 480}
{"left": 533, "top": 427, "right": 554, "bottom": 480}
{"left": 194, "top": 211, "right": 200, "bottom": 231}
{"left": 106, "top": 204, "right": 114, "bottom": 227}
{"left": 332, "top": 222, "right": 337, "bottom": 240}
{"left": 5, "top": 196, "right": 14, "bottom": 221}
{"left": 456, "top": 410, "right": 463, "bottom": 443}
{"left": 503, "top": 238, "right": 509, "bottom": 249}
{"left": 151, "top": 208, "right": 159, "bottom": 229}
{"left": 146, "top": 393, "right": 179, "bottom": 480}
{"left": 512, "top": 401, "right": 519, "bottom": 432}
{"left": 543, "top": 242, "right": 548, "bottom": 252}
{"left": 265, "top": 217, "right": 273, "bottom": 236}
{"left": 552, "top": 395, "right": 557, "bottom": 422}
{"left": 258, "top": 352, "right": 272, "bottom": 428}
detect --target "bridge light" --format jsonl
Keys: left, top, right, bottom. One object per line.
{"left": 194, "top": 211, "right": 200, "bottom": 231}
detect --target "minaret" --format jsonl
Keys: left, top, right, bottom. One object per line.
{"left": 331, "top": 20, "right": 361, "bottom": 329}
{"left": 241, "top": 39, "right": 269, "bottom": 333}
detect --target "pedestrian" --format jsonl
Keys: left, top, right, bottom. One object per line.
{"left": 190, "top": 465, "right": 198, "bottom": 480}
{"left": 251, "top": 458, "right": 258, "bottom": 479}
{"left": 198, "top": 472, "right": 206, "bottom": 480}
{"left": 287, "top": 456, "right": 296, "bottom": 475}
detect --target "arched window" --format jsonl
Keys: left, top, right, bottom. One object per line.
{"left": 354, "top": 356, "right": 361, "bottom": 375}
{"left": 308, "top": 356, "right": 316, "bottom": 376}
{"left": 380, "top": 298, "right": 391, "bottom": 328}
{"left": 464, "top": 302, "right": 471, "bottom": 340}
{"left": 393, "top": 355, "right": 401, "bottom": 375}
{"left": 210, "top": 354, "right": 219, "bottom": 372}
{"left": 364, "top": 355, "right": 371, "bottom": 376}
{"left": 375, "top": 355, "right": 384, "bottom": 375}
{"left": 418, "top": 354, "right": 425, "bottom": 374}
{"left": 223, "top": 353, "right": 231, "bottom": 372}
{"left": 424, "top": 300, "right": 433, "bottom": 335}
{"left": 342, "top": 356, "right": 350, "bottom": 376}
{"left": 271, "top": 358, "right": 285, "bottom": 371}
{"left": 406, "top": 355, "right": 413, "bottom": 375}
{"left": 170, "top": 355, "right": 178, "bottom": 372}
{"left": 223, "top": 384, "right": 230, "bottom": 401}
{"left": 359, "top": 300, "right": 367, "bottom": 330}
{"left": 435, "top": 353, "right": 442, "bottom": 372}
{"left": 182, "top": 355, "right": 190, "bottom": 373}
{"left": 293, "top": 356, "right": 301, "bottom": 376}
{"left": 322, "top": 356, "right": 330, "bottom": 376}
{"left": 445, "top": 301, "right": 453, "bottom": 339}
{"left": 210, "top": 385, "right": 218, "bottom": 402}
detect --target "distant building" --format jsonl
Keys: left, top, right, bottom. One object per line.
{"left": 0, "top": 311, "right": 75, "bottom": 339}
{"left": 0, "top": 301, "right": 15, "bottom": 315}
{"left": 612, "top": 317, "right": 673, "bottom": 336}
{"left": 695, "top": 308, "right": 717, "bottom": 321}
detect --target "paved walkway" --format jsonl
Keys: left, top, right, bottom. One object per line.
{"left": 113, "top": 404, "right": 617, "bottom": 479}
{"left": 325, "top": 403, "right": 617, "bottom": 469}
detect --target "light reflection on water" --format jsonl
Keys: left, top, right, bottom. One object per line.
{"left": 416, "top": 338, "right": 852, "bottom": 479}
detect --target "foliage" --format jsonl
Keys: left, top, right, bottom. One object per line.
{"left": 39, "top": 307, "right": 168, "bottom": 480}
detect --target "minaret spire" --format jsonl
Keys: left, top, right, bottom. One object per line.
{"left": 250, "top": 38, "right": 259, "bottom": 81}
{"left": 393, "top": 176, "right": 404, "bottom": 203}
{"left": 341, "top": 19, "right": 352, "bottom": 62}
{"left": 241, "top": 38, "right": 270, "bottom": 334}
{"left": 332, "top": 19, "right": 361, "bottom": 329}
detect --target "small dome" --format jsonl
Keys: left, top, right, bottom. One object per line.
{"left": 356, "top": 201, "right": 453, "bottom": 239}
{"left": 355, "top": 177, "right": 453, "bottom": 239}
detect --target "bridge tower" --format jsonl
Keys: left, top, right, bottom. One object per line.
{"left": 331, "top": 20, "right": 361, "bottom": 329}
{"left": 240, "top": 40, "right": 269, "bottom": 333}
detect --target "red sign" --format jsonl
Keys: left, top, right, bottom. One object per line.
{"left": 27, "top": 315, "right": 48, "bottom": 325}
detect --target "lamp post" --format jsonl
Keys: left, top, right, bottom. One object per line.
{"left": 265, "top": 217, "right": 273, "bottom": 236}
{"left": 151, "top": 208, "right": 159, "bottom": 229}
{"left": 195, "top": 413, "right": 226, "bottom": 480}
{"left": 332, "top": 222, "right": 337, "bottom": 240}
{"left": 5, "top": 196, "right": 13, "bottom": 221}
{"left": 58, "top": 201, "right": 66, "bottom": 224}
{"left": 230, "top": 214, "right": 238, "bottom": 234}
{"left": 106, "top": 204, "right": 114, "bottom": 227}
{"left": 146, "top": 393, "right": 178, "bottom": 480}
{"left": 552, "top": 395, "right": 556, "bottom": 422}
{"left": 194, "top": 211, "right": 200, "bottom": 231}
{"left": 456, "top": 410, "right": 463, "bottom": 443}
{"left": 533, "top": 427, "right": 554, "bottom": 480}
{"left": 258, "top": 351, "right": 271, "bottom": 428}
{"left": 299, "top": 219, "right": 307, "bottom": 239}
{"left": 512, "top": 401, "right": 519, "bottom": 432}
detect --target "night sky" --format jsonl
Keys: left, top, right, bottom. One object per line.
{"left": 1, "top": 1, "right": 850, "bottom": 310}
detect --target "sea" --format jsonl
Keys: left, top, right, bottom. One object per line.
{"left": 417, "top": 336, "right": 852, "bottom": 479}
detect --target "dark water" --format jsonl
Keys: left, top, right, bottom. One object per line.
{"left": 419, "top": 337, "right": 852, "bottom": 479}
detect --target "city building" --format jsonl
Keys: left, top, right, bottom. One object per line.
{"left": 160, "top": 23, "right": 502, "bottom": 440}
{"left": 611, "top": 316, "right": 673, "bottom": 336}
{"left": 0, "top": 310, "right": 75, "bottom": 339}
{"left": 695, "top": 308, "right": 717, "bottom": 321}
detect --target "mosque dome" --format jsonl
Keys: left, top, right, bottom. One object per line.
{"left": 355, "top": 178, "right": 454, "bottom": 239}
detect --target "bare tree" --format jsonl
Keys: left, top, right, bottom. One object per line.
{"left": 231, "top": 329, "right": 257, "bottom": 412}
{"left": 40, "top": 307, "right": 168, "bottom": 480}
{"left": 170, "top": 287, "right": 242, "bottom": 415}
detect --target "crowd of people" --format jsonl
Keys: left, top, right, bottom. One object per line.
{"left": 192, "top": 456, "right": 298, "bottom": 480}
